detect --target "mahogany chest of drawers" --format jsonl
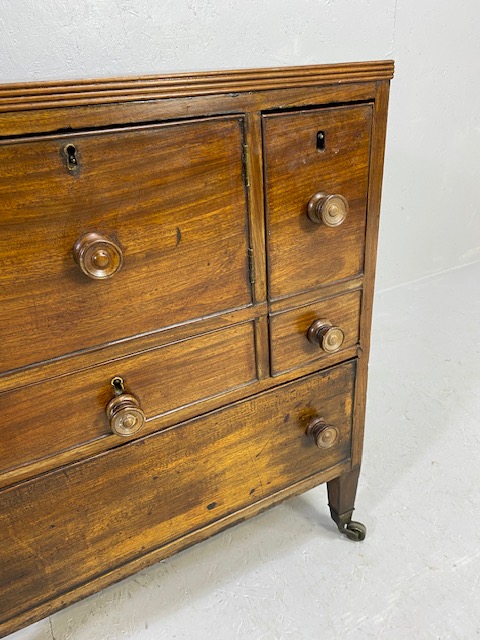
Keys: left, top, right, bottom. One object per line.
{"left": 0, "top": 60, "right": 393, "bottom": 636}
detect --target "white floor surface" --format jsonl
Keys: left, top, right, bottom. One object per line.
{"left": 5, "top": 263, "right": 480, "bottom": 640}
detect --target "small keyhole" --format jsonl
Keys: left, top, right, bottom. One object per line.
{"left": 111, "top": 377, "right": 125, "bottom": 396}
{"left": 64, "top": 143, "right": 79, "bottom": 171}
{"left": 316, "top": 131, "right": 326, "bottom": 152}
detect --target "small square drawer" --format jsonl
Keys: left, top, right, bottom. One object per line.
{"left": 0, "top": 322, "right": 257, "bottom": 481}
{"left": 269, "top": 290, "right": 361, "bottom": 375}
{"left": 263, "top": 104, "right": 372, "bottom": 299}
{"left": 0, "top": 115, "right": 250, "bottom": 373}
{"left": 0, "top": 361, "right": 355, "bottom": 625}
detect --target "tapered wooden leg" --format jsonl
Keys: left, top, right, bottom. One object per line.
{"left": 327, "top": 466, "right": 366, "bottom": 541}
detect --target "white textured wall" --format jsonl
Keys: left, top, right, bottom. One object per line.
{"left": 0, "top": 0, "right": 394, "bottom": 80}
{"left": 0, "top": 0, "right": 479, "bottom": 289}
{"left": 377, "top": 0, "right": 480, "bottom": 290}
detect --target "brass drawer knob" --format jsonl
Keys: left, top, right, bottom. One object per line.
{"left": 106, "top": 377, "right": 146, "bottom": 437}
{"left": 73, "top": 232, "right": 123, "bottom": 279}
{"left": 306, "top": 417, "right": 339, "bottom": 449}
{"left": 307, "top": 192, "right": 349, "bottom": 227}
{"left": 307, "top": 319, "right": 345, "bottom": 353}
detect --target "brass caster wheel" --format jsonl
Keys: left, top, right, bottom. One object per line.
{"left": 343, "top": 521, "right": 366, "bottom": 541}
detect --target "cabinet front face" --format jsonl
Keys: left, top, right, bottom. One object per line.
{"left": 0, "top": 116, "right": 251, "bottom": 373}
{"left": 263, "top": 104, "right": 373, "bottom": 300}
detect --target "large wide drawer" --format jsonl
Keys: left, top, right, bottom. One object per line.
{"left": 0, "top": 322, "right": 257, "bottom": 479}
{"left": 0, "top": 115, "right": 251, "bottom": 373}
{"left": 263, "top": 104, "right": 372, "bottom": 299}
{"left": 0, "top": 361, "right": 355, "bottom": 626}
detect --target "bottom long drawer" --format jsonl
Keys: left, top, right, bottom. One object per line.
{"left": 0, "top": 360, "right": 356, "bottom": 629}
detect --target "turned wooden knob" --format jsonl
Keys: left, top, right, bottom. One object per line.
{"left": 106, "top": 377, "right": 146, "bottom": 437}
{"left": 307, "top": 319, "right": 345, "bottom": 353}
{"left": 73, "top": 232, "right": 123, "bottom": 279}
{"left": 306, "top": 418, "right": 339, "bottom": 449}
{"left": 307, "top": 192, "right": 349, "bottom": 227}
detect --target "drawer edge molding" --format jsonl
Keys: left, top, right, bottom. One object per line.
{"left": 0, "top": 305, "right": 266, "bottom": 393}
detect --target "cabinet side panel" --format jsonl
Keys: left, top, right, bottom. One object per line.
{"left": 352, "top": 80, "right": 391, "bottom": 466}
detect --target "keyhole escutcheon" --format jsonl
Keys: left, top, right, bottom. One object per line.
{"left": 63, "top": 143, "right": 79, "bottom": 172}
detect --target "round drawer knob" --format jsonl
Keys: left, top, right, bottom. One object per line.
{"left": 306, "top": 418, "right": 339, "bottom": 449}
{"left": 73, "top": 232, "right": 123, "bottom": 279}
{"left": 307, "top": 319, "right": 345, "bottom": 353}
{"left": 106, "top": 377, "right": 146, "bottom": 437}
{"left": 307, "top": 192, "right": 349, "bottom": 227}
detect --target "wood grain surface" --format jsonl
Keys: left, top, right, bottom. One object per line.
{"left": 270, "top": 290, "right": 361, "bottom": 375}
{"left": 0, "top": 322, "right": 256, "bottom": 479}
{"left": 0, "top": 82, "right": 379, "bottom": 138}
{"left": 0, "top": 116, "right": 251, "bottom": 373}
{"left": 263, "top": 104, "right": 372, "bottom": 299}
{"left": 0, "top": 362, "right": 355, "bottom": 630}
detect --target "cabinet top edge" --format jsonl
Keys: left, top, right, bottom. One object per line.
{"left": 0, "top": 60, "right": 394, "bottom": 112}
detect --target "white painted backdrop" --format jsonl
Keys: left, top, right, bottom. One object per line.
{"left": 1, "top": 0, "right": 479, "bottom": 290}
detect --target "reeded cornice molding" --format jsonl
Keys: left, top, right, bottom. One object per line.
{"left": 0, "top": 60, "right": 394, "bottom": 112}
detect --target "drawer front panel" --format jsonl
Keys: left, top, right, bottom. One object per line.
{"left": 0, "top": 361, "right": 355, "bottom": 624}
{"left": 263, "top": 104, "right": 372, "bottom": 299}
{"left": 0, "top": 116, "right": 250, "bottom": 373}
{"left": 270, "top": 290, "right": 361, "bottom": 375}
{"left": 0, "top": 322, "right": 256, "bottom": 477}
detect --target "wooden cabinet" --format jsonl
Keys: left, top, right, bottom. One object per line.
{"left": 0, "top": 61, "right": 393, "bottom": 636}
